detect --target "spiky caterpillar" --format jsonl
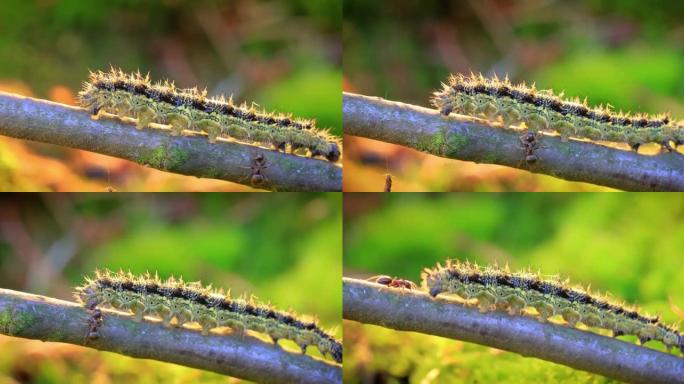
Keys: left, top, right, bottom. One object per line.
{"left": 431, "top": 73, "right": 684, "bottom": 152}
{"left": 77, "top": 68, "right": 341, "bottom": 162}
{"left": 74, "top": 270, "right": 342, "bottom": 363}
{"left": 421, "top": 260, "right": 683, "bottom": 356}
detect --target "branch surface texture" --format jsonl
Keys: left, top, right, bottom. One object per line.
{"left": 0, "top": 91, "right": 342, "bottom": 191}
{"left": 342, "top": 278, "right": 684, "bottom": 384}
{"left": 343, "top": 92, "right": 684, "bottom": 191}
{"left": 0, "top": 288, "right": 341, "bottom": 384}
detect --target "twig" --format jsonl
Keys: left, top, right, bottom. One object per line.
{"left": 342, "top": 278, "right": 684, "bottom": 384}
{"left": 0, "top": 91, "right": 342, "bottom": 191}
{"left": 343, "top": 92, "right": 684, "bottom": 191}
{"left": 0, "top": 288, "right": 341, "bottom": 384}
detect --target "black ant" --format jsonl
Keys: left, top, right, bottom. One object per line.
{"left": 84, "top": 307, "right": 103, "bottom": 343}
{"left": 242, "top": 153, "right": 269, "bottom": 188}
{"left": 367, "top": 275, "right": 417, "bottom": 291}
{"left": 519, "top": 131, "right": 543, "bottom": 166}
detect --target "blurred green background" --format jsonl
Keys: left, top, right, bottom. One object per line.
{"left": 0, "top": 0, "right": 341, "bottom": 191}
{"left": 343, "top": 193, "right": 684, "bottom": 383}
{"left": 0, "top": 193, "right": 341, "bottom": 383}
{"left": 343, "top": 0, "right": 684, "bottom": 191}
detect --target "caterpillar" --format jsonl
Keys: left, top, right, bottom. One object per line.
{"left": 74, "top": 269, "right": 342, "bottom": 363}
{"left": 421, "top": 260, "right": 683, "bottom": 356}
{"left": 431, "top": 73, "right": 684, "bottom": 152}
{"left": 77, "top": 68, "right": 341, "bottom": 162}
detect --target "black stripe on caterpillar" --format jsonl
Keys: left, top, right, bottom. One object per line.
{"left": 77, "top": 68, "right": 341, "bottom": 162}
{"left": 421, "top": 260, "right": 682, "bottom": 355}
{"left": 74, "top": 269, "right": 342, "bottom": 363}
{"left": 431, "top": 73, "right": 684, "bottom": 152}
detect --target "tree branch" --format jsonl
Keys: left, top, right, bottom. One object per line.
{"left": 0, "top": 91, "right": 342, "bottom": 191}
{"left": 343, "top": 92, "right": 684, "bottom": 191}
{"left": 342, "top": 278, "right": 684, "bottom": 384}
{"left": 0, "top": 288, "right": 341, "bottom": 384}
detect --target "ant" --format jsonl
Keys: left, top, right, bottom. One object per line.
{"left": 518, "top": 131, "right": 543, "bottom": 166}
{"left": 242, "top": 153, "right": 270, "bottom": 188}
{"left": 84, "top": 307, "right": 103, "bottom": 343}
{"left": 367, "top": 275, "right": 418, "bottom": 291}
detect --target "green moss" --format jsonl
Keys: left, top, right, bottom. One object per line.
{"left": 0, "top": 308, "right": 10, "bottom": 334}
{"left": 415, "top": 136, "right": 434, "bottom": 153}
{"left": 278, "top": 155, "right": 299, "bottom": 172}
{"left": 138, "top": 146, "right": 167, "bottom": 169}
{"left": 431, "top": 133, "right": 447, "bottom": 154}
{"left": 417, "top": 126, "right": 469, "bottom": 157}
{"left": 44, "top": 330, "right": 66, "bottom": 342}
{"left": 415, "top": 126, "right": 448, "bottom": 154}
{"left": 201, "top": 167, "right": 220, "bottom": 179}
{"left": 0, "top": 307, "right": 35, "bottom": 335}
{"left": 137, "top": 144, "right": 189, "bottom": 171}
{"left": 166, "top": 147, "right": 190, "bottom": 170}
{"left": 483, "top": 153, "right": 498, "bottom": 164}
{"left": 445, "top": 132, "right": 468, "bottom": 155}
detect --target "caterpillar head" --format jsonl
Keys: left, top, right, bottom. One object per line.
{"left": 421, "top": 267, "right": 446, "bottom": 297}
{"left": 318, "top": 338, "right": 343, "bottom": 364}
{"left": 325, "top": 142, "right": 341, "bottom": 162}
{"left": 432, "top": 93, "right": 454, "bottom": 116}
{"left": 74, "top": 283, "right": 100, "bottom": 309}
{"left": 659, "top": 326, "right": 682, "bottom": 353}
{"left": 77, "top": 84, "right": 99, "bottom": 112}
{"left": 673, "top": 125, "right": 684, "bottom": 146}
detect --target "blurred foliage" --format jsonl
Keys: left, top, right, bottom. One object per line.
{"left": 0, "top": 193, "right": 341, "bottom": 382}
{"left": 0, "top": 0, "right": 341, "bottom": 191}
{"left": 343, "top": 0, "right": 684, "bottom": 191}
{"left": 343, "top": 193, "right": 684, "bottom": 383}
